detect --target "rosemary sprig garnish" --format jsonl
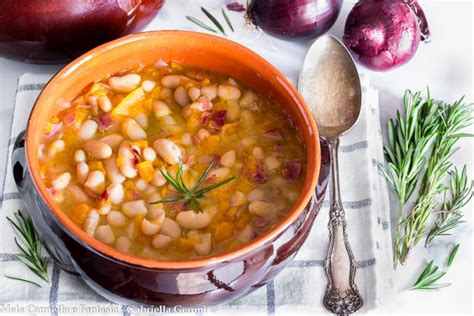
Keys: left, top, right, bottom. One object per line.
{"left": 201, "top": 7, "right": 226, "bottom": 36}
{"left": 425, "top": 166, "right": 473, "bottom": 247}
{"left": 222, "top": 9, "right": 234, "bottom": 32}
{"left": 410, "top": 244, "right": 459, "bottom": 291}
{"left": 186, "top": 7, "right": 235, "bottom": 36}
{"left": 380, "top": 89, "right": 473, "bottom": 266}
{"left": 5, "top": 210, "right": 49, "bottom": 286}
{"left": 186, "top": 16, "right": 217, "bottom": 33}
{"left": 151, "top": 159, "right": 237, "bottom": 211}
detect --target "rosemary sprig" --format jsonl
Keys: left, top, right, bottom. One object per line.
{"left": 186, "top": 16, "right": 217, "bottom": 33}
{"left": 5, "top": 210, "right": 49, "bottom": 286}
{"left": 410, "top": 244, "right": 459, "bottom": 291}
{"left": 152, "top": 159, "right": 237, "bottom": 211}
{"left": 222, "top": 9, "right": 234, "bottom": 32}
{"left": 380, "top": 89, "right": 473, "bottom": 266}
{"left": 201, "top": 7, "right": 226, "bottom": 36}
{"left": 425, "top": 166, "right": 473, "bottom": 247}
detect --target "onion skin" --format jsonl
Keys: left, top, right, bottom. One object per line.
{"left": 248, "top": 0, "right": 343, "bottom": 40}
{"left": 343, "top": 0, "right": 430, "bottom": 71}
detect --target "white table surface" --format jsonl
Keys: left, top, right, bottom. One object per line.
{"left": 0, "top": 1, "right": 472, "bottom": 314}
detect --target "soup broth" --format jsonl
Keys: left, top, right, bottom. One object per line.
{"left": 39, "top": 61, "right": 307, "bottom": 260}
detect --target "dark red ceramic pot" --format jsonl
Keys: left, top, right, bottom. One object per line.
{"left": 12, "top": 31, "right": 329, "bottom": 306}
{"left": 0, "top": 0, "right": 165, "bottom": 63}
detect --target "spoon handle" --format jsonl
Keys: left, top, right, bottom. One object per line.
{"left": 323, "top": 138, "right": 363, "bottom": 315}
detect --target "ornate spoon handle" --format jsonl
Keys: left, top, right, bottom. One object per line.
{"left": 323, "top": 138, "right": 363, "bottom": 315}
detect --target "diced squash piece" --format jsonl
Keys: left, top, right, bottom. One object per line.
{"left": 89, "top": 161, "right": 105, "bottom": 174}
{"left": 214, "top": 222, "right": 234, "bottom": 243}
{"left": 202, "top": 135, "right": 220, "bottom": 150}
{"left": 177, "top": 235, "right": 199, "bottom": 251}
{"left": 111, "top": 87, "right": 145, "bottom": 116}
{"left": 235, "top": 213, "right": 251, "bottom": 231}
{"left": 72, "top": 204, "right": 90, "bottom": 225}
{"left": 132, "top": 140, "right": 148, "bottom": 150}
{"left": 89, "top": 82, "right": 109, "bottom": 97}
{"left": 226, "top": 207, "right": 239, "bottom": 221}
{"left": 137, "top": 161, "right": 154, "bottom": 182}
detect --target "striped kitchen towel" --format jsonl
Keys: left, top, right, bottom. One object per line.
{"left": 0, "top": 73, "right": 393, "bottom": 315}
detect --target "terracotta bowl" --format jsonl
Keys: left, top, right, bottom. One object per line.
{"left": 12, "top": 31, "right": 330, "bottom": 306}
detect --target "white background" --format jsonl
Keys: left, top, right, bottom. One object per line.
{"left": 0, "top": 0, "right": 472, "bottom": 314}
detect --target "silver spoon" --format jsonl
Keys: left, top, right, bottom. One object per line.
{"left": 298, "top": 35, "right": 363, "bottom": 315}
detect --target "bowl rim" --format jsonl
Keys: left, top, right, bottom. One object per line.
{"left": 26, "top": 30, "right": 320, "bottom": 269}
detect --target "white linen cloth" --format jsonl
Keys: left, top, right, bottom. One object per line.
{"left": 0, "top": 72, "right": 393, "bottom": 315}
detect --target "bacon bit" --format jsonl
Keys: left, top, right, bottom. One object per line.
{"left": 281, "top": 162, "right": 302, "bottom": 181}
{"left": 271, "top": 143, "right": 284, "bottom": 158}
{"left": 84, "top": 188, "right": 100, "bottom": 200}
{"left": 269, "top": 185, "right": 281, "bottom": 198}
{"left": 263, "top": 128, "right": 283, "bottom": 141}
{"left": 42, "top": 121, "right": 63, "bottom": 141}
{"left": 77, "top": 103, "right": 92, "bottom": 109}
{"left": 254, "top": 217, "right": 270, "bottom": 231}
{"left": 155, "top": 59, "right": 168, "bottom": 68}
{"left": 208, "top": 121, "right": 222, "bottom": 134}
{"left": 130, "top": 190, "right": 140, "bottom": 200}
{"left": 97, "top": 113, "right": 113, "bottom": 131}
{"left": 252, "top": 161, "right": 267, "bottom": 184}
{"left": 213, "top": 110, "right": 227, "bottom": 127}
{"left": 101, "top": 190, "right": 110, "bottom": 201}
{"left": 226, "top": 2, "right": 246, "bottom": 12}
{"left": 192, "top": 135, "right": 201, "bottom": 146}
{"left": 200, "top": 111, "right": 212, "bottom": 125}
{"left": 47, "top": 187, "right": 57, "bottom": 198}
{"left": 174, "top": 199, "right": 187, "bottom": 212}
{"left": 63, "top": 112, "right": 76, "bottom": 126}
{"left": 185, "top": 154, "right": 196, "bottom": 166}
{"left": 198, "top": 155, "right": 213, "bottom": 164}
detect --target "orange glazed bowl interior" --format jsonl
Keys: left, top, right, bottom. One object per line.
{"left": 26, "top": 31, "right": 320, "bottom": 269}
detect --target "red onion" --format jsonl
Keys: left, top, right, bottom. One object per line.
{"left": 343, "top": 0, "right": 430, "bottom": 71}
{"left": 247, "top": 0, "right": 343, "bottom": 39}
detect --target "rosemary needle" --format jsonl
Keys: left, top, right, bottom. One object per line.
{"left": 201, "top": 7, "right": 226, "bottom": 36}
{"left": 222, "top": 8, "right": 234, "bottom": 32}
{"left": 186, "top": 16, "right": 218, "bottom": 33}
{"left": 5, "top": 275, "right": 42, "bottom": 287}
{"left": 447, "top": 244, "right": 460, "bottom": 268}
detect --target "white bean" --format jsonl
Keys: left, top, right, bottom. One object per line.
{"left": 122, "top": 200, "right": 148, "bottom": 217}
{"left": 252, "top": 146, "right": 264, "bottom": 159}
{"left": 67, "top": 185, "right": 90, "bottom": 203}
{"left": 230, "top": 191, "right": 247, "bottom": 207}
{"left": 174, "top": 86, "right": 190, "bottom": 106}
{"left": 236, "top": 224, "right": 254, "bottom": 243}
{"left": 206, "top": 167, "right": 231, "bottom": 180}
{"left": 141, "top": 218, "right": 162, "bottom": 235}
{"left": 38, "top": 144, "right": 46, "bottom": 161}
{"left": 107, "top": 210, "right": 127, "bottom": 227}
{"left": 181, "top": 133, "right": 192, "bottom": 145}
{"left": 264, "top": 156, "right": 281, "bottom": 171}
{"left": 100, "top": 134, "right": 124, "bottom": 150}
{"left": 151, "top": 169, "right": 167, "bottom": 187}
{"left": 247, "top": 188, "right": 265, "bottom": 201}
{"left": 153, "top": 139, "right": 182, "bottom": 165}
{"left": 187, "top": 86, "right": 201, "bottom": 101}
{"left": 117, "top": 143, "right": 138, "bottom": 178}
{"left": 135, "top": 178, "right": 149, "bottom": 191}
{"left": 143, "top": 147, "right": 157, "bottom": 161}
{"left": 153, "top": 100, "right": 171, "bottom": 118}
{"left": 98, "top": 95, "right": 112, "bottom": 112}
{"left": 160, "top": 87, "right": 172, "bottom": 99}
{"left": 248, "top": 200, "right": 274, "bottom": 217}
{"left": 161, "top": 75, "right": 181, "bottom": 88}
{"left": 84, "top": 209, "right": 100, "bottom": 236}
{"left": 104, "top": 155, "right": 126, "bottom": 183}
{"left": 176, "top": 210, "right": 211, "bottom": 229}
{"left": 122, "top": 118, "right": 147, "bottom": 141}
{"left": 141, "top": 79, "right": 156, "bottom": 92}
{"left": 51, "top": 172, "right": 71, "bottom": 191}
{"left": 84, "top": 170, "right": 105, "bottom": 193}
{"left": 97, "top": 202, "right": 112, "bottom": 215}
{"left": 194, "top": 232, "right": 212, "bottom": 256}
{"left": 78, "top": 120, "right": 98, "bottom": 140}
{"left": 220, "top": 150, "right": 236, "bottom": 167}
{"left": 239, "top": 90, "right": 258, "bottom": 107}
{"left": 218, "top": 84, "right": 241, "bottom": 100}
{"left": 201, "top": 84, "right": 217, "bottom": 100}
{"left": 84, "top": 141, "right": 112, "bottom": 159}
{"left": 74, "top": 149, "right": 86, "bottom": 163}
{"left": 198, "top": 128, "right": 210, "bottom": 140}
{"left": 147, "top": 204, "right": 165, "bottom": 222}
{"left": 47, "top": 139, "right": 65, "bottom": 158}
{"left": 134, "top": 113, "right": 148, "bottom": 129}
{"left": 95, "top": 225, "right": 115, "bottom": 244}
{"left": 76, "top": 162, "right": 89, "bottom": 184}
{"left": 106, "top": 183, "right": 124, "bottom": 204}
{"left": 115, "top": 236, "right": 131, "bottom": 252}
{"left": 108, "top": 74, "right": 141, "bottom": 93}
{"left": 152, "top": 234, "right": 173, "bottom": 249}
{"left": 159, "top": 218, "right": 181, "bottom": 238}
